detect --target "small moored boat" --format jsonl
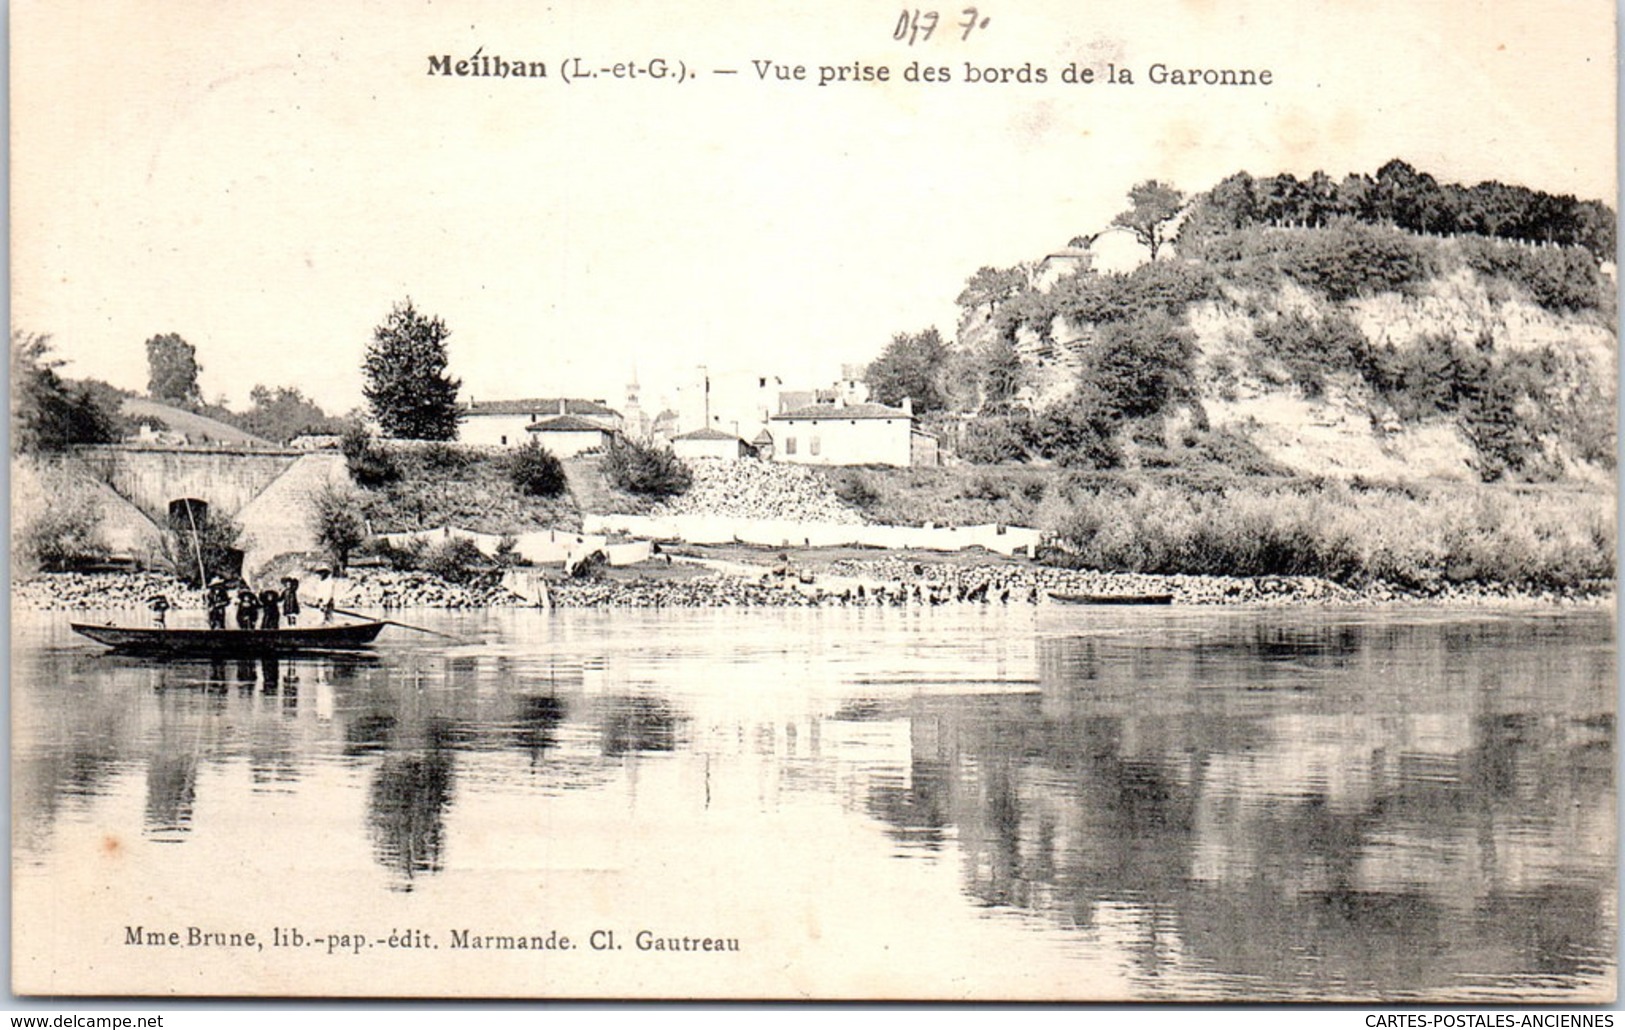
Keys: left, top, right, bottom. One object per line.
{"left": 1049, "top": 592, "right": 1174, "bottom": 606}
{"left": 72, "top": 621, "right": 388, "bottom": 656}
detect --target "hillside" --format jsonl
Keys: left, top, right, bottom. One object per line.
{"left": 119, "top": 397, "right": 276, "bottom": 446}
{"left": 942, "top": 167, "right": 1617, "bottom": 486}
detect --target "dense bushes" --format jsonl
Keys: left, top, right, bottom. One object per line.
{"left": 1083, "top": 311, "right": 1197, "bottom": 419}
{"left": 602, "top": 439, "right": 692, "bottom": 497}
{"left": 507, "top": 440, "right": 567, "bottom": 497}
{"left": 15, "top": 473, "right": 107, "bottom": 571}
{"left": 342, "top": 424, "right": 402, "bottom": 487}
{"left": 1455, "top": 237, "right": 1608, "bottom": 313}
{"left": 1047, "top": 259, "right": 1218, "bottom": 327}
{"left": 1046, "top": 478, "right": 1613, "bottom": 591}
{"left": 1250, "top": 311, "right": 1370, "bottom": 397}
{"left": 163, "top": 508, "right": 244, "bottom": 587}
{"left": 1205, "top": 223, "right": 1436, "bottom": 300}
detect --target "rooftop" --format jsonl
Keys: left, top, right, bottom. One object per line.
{"left": 525, "top": 414, "right": 614, "bottom": 433}
{"left": 772, "top": 401, "right": 912, "bottom": 421}
{"left": 673, "top": 427, "right": 743, "bottom": 442}
{"left": 466, "top": 397, "right": 619, "bottom": 418}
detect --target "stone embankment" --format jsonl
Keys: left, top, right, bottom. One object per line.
{"left": 651, "top": 459, "right": 864, "bottom": 524}
{"left": 13, "top": 566, "right": 1608, "bottom": 613}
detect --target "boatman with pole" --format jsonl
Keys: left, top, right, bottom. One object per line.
{"left": 310, "top": 567, "right": 338, "bottom": 623}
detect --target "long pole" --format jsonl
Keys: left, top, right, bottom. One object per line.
{"left": 330, "top": 606, "right": 468, "bottom": 643}
{"left": 181, "top": 501, "right": 209, "bottom": 586}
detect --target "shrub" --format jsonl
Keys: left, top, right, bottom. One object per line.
{"left": 602, "top": 438, "right": 692, "bottom": 497}
{"left": 1456, "top": 237, "right": 1606, "bottom": 313}
{"left": 359, "top": 536, "right": 426, "bottom": 572}
{"left": 342, "top": 423, "right": 402, "bottom": 488}
{"left": 418, "top": 442, "right": 477, "bottom": 472}
{"left": 833, "top": 471, "right": 880, "bottom": 509}
{"left": 1030, "top": 392, "right": 1122, "bottom": 469}
{"left": 1082, "top": 311, "right": 1197, "bottom": 419}
{"left": 957, "top": 415, "right": 1029, "bottom": 464}
{"left": 15, "top": 477, "right": 107, "bottom": 571}
{"left": 164, "top": 509, "right": 244, "bottom": 587}
{"left": 507, "top": 440, "right": 567, "bottom": 497}
{"left": 310, "top": 483, "right": 369, "bottom": 571}
{"left": 1043, "top": 478, "right": 1613, "bottom": 591}
{"left": 1205, "top": 223, "right": 1434, "bottom": 300}
{"left": 1251, "top": 311, "right": 1370, "bottom": 397}
{"left": 421, "top": 537, "right": 489, "bottom": 584}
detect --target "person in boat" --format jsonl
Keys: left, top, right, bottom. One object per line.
{"left": 280, "top": 576, "right": 302, "bottom": 626}
{"left": 258, "top": 586, "right": 282, "bottom": 630}
{"left": 146, "top": 594, "right": 170, "bottom": 627}
{"left": 235, "top": 586, "right": 261, "bottom": 630}
{"left": 310, "top": 566, "right": 337, "bottom": 623}
{"left": 205, "top": 578, "right": 232, "bottom": 631}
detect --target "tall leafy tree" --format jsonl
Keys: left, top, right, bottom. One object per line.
{"left": 865, "top": 328, "right": 948, "bottom": 413}
{"left": 144, "top": 332, "right": 202, "bottom": 405}
{"left": 1111, "top": 180, "right": 1185, "bottom": 260}
{"left": 363, "top": 299, "right": 463, "bottom": 440}
{"left": 12, "top": 331, "right": 121, "bottom": 453}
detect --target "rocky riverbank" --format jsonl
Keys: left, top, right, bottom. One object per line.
{"left": 12, "top": 563, "right": 1611, "bottom": 614}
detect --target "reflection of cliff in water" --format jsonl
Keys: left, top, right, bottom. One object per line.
{"left": 862, "top": 618, "right": 1615, "bottom": 996}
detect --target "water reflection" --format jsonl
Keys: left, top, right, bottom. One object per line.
{"left": 368, "top": 718, "right": 457, "bottom": 890}
{"left": 11, "top": 608, "right": 1614, "bottom": 999}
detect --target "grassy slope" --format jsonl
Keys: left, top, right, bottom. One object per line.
{"left": 361, "top": 445, "right": 582, "bottom": 533}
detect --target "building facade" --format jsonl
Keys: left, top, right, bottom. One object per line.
{"left": 671, "top": 427, "right": 754, "bottom": 461}
{"left": 768, "top": 399, "right": 938, "bottom": 467}
{"left": 460, "top": 398, "right": 621, "bottom": 447}
{"left": 524, "top": 414, "right": 617, "bottom": 457}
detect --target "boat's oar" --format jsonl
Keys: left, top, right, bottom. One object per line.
{"left": 330, "top": 607, "right": 469, "bottom": 643}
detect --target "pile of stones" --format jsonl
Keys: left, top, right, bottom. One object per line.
{"left": 652, "top": 459, "right": 864, "bottom": 524}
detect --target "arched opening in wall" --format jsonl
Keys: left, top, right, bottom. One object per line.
{"left": 164, "top": 497, "right": 244, "bottom": 585}
{"left": 168, "top": 498, "right": 209, "bottom": 528}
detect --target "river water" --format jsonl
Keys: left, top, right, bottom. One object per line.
{"left": 11, "top": 606, "right": 1616, "bottom": 1001}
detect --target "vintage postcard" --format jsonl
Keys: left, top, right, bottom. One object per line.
{"left": 10, "top": 0, "right": 1616, "bottom": 1002}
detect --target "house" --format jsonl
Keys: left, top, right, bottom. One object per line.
{"left": 671, "top": 427, "right": 754, "bottom": 461}
{"left": 460, "top": 398, "right": 621, "bottom": 447}
{"left": 525, "top": 414, "right": 617, "bottom": 457}
{"left": 769, "top": 397, "right": 939, "bottom": 467}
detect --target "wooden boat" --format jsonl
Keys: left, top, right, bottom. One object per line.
{"left": 1049, "top": 592, "right": 1174, "bottom": 606}
{"left": 72, "top": 620, "right": 388, "bottom": 655}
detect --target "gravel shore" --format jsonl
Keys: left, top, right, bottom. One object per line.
{"left": 12, "top": 564, "right": 1611, "bottom": 614}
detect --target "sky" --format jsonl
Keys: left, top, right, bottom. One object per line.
{"left": 10, "top": 0, "right": 1616, "bottom": 419}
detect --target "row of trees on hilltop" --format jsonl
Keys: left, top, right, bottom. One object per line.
{"left": 1177, "top": 160, "right": 1616, "bottom": 260}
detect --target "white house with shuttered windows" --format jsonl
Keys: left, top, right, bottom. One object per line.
{"left": 767, "top": 398, "right": 938, "bottom": 467}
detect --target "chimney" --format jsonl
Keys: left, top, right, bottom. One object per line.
{"left": 559, "top": 399, "right": 567, "bottom": 416}
{"left": 901, "top": 397, "right": 913, "bottom": 415}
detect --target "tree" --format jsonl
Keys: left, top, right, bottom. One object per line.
{"left": 864, "top": 327, "right": 949, "bottom": 413}
{"left": 11, "top": 331, "right": 122, "bottom": 453}
{"left": 1083, "top": 311, "right": 1197, "bottom": 419}
{"left": 310, "top": 483, "right": 368, "bottom": 571}
{"left": 1111, "top": 180, "right": 1185, "bottom": 260}
{"left": 363, "top": 299, "right": 463, "bottom": 440}
{"left": 145, "top": 333, "right": 202, "bottom": 405}
{"left": 238, "top": 385, "right": 345, "bottom": 443}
